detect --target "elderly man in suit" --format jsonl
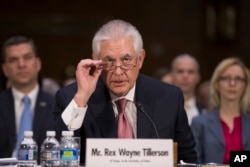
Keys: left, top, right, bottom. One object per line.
{"left": 0, "top": 35, "right": 55, "bottom": 163}
{"left": 53, "top": 19, "right": 197, "bottom": 164}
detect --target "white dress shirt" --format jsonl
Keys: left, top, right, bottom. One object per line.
{"left": 62, "top": 84, "right": 137, "bottom": 137}
{"left": 184, "top": 97, "right": 199, "bottom": 125}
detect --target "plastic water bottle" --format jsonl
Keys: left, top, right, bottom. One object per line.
{"left": 40, "top": 131, "right": 60, "bottom": 167}
{"left": 17, "top": 131, "right": 38, "bottom": 167}
{"left": 60, "top": 131, "right": 79, "bottom": 167}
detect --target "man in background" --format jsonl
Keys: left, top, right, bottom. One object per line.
{"left": 0, "top": 35, "right": 55, "bottom": 163}
{"left": 152, "top": 66, "right": 173, "bottom": 84}
{"left": 171, "top": 53, "right": 205, "bottom": 124}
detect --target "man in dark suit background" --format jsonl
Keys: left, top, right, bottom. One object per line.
{"left": 0, "top": 35, "right": 55, "bottom": 163}
{"left": 171, "top": 54, "right": 206, "bottom": 125}
{"left": 54, "top": 19, "right": 197, "bottom": 164}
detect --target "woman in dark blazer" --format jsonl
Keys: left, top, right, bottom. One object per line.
{"left": 191, "top": 57, "right": 250, "bottom": 164}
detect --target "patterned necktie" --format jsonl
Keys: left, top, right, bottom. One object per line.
{"left": 115, "top": 98, "right": 133, "bottom": 138}
{"left": 16, "top": 96, "right": 33, "bottom": 156}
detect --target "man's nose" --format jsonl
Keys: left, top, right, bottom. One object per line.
{"left": 17, "top": 58, "right": 26, "bottom": 67}
{"left": 113, "top": 65, "right": 124, "bottom": 75}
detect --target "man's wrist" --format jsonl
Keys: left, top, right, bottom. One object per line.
{"left": 74, "top": 93, "right": 88, "bottom": 107}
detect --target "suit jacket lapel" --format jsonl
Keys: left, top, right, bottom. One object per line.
{"left": 242, "top": 113, "right": 250, "bottom": 147}
{"left": 208, "top": 111, "right": 225, "bottom": 147}
{"left": 88, "top": 80, "right": 117, "bottom": 138}
{"left": 135, "top": 75, "right": 156, "bottom": 138}
{"left": 32, "top": 91, "right": 52, "bottom": 143}
{"left": 2, "top": 90, "right": 16, "bottom": 150}
{"left": 208, "top": 111, "right": 250, "bottom": 149}
{"left": 136, "top": 105, "right": 155, "bottom": 138}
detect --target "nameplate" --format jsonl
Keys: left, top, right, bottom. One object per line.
{"left": 85, "top": 138, "right": 173, "bottom": 167}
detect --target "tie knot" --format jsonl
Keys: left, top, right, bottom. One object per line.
{"left": 115, "top": 98, "right": 128, "bottom": 114}
{"left": 22, "top": 96, "right": 31, "bottom": 105}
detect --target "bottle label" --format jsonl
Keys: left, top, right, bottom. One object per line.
{"left": 41, "top": 150, "right": 60, "bottom": 161}
{"left": 18, "top": 149, "right": 38, "bottom": 160}
{"left": 60, "top": 148, "right": 78, "bottom": 161}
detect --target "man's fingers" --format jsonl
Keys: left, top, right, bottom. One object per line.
{"left": 91, "top": 67, "right": 102, "bottom": 78}
{"left": 77, "top": 59, "right": 103, "bottom": 71}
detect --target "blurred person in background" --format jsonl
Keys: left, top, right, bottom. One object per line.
{"left": 171, "top": 53, "right": 205, "bottom": 124}
{"left": 62, "top": 77, "right": 76, "bottom": 87}
{"left": 191, "top": 57, "right": 250, "bottom": 164}
{"left": 152, "top": 66, "right": 173, "bottom": 84}
{"left": 0, "top": 35, "right": 55, "bottom": 163}
{"left": 196, "top": 80, "right": 211, "bottom": 109}
{"left": 42, "top": 77, "right": 61, "bottom": 96}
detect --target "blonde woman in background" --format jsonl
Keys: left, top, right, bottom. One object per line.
{"left": 191, "top": 57, "right": 250, "bottom": 164}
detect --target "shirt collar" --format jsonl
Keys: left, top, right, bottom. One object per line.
{"left": 185, "top": 97, "right": 196, "bottom": 108}
{"left": 12, "top": 84, "right": 39, "bottom": 106}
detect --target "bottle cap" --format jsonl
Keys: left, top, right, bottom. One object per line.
{"left": 24, "top": 131, "right": 33, "bottom": 136}
{"left": 62, "top": 131, "right": 74, "bottom": 136}
{"left": 46, "top": 131, "right": 56, "bottom": 136}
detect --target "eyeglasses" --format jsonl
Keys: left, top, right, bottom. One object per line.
{"left": 97, "top": 56, "right": 138, "bottom": 72}
{"left": 218, "top": 76, "right": 246, "bottom": 84}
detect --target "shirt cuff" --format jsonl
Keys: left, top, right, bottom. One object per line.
{"left": 61, "top": 99, "right": 87, "bottom": 130}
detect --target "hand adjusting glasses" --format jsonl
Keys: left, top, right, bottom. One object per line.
{"left": 97, "top": 56, "right": 139, "bottom": 72}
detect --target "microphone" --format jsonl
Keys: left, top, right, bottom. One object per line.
{"left": 135, "top": 102, "right": 160, "bottom": 138}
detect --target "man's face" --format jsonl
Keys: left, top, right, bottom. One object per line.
{"left": 2, "top": 43, "right": 41, "bottom": 88}
{"left": 96, "top": 37, "right": 145, "bottom": 97}
{"left": 171, "top": 58, "right": 200, "bottom": 94}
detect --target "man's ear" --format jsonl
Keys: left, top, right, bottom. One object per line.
{"left": 36, "top": 57, "right": 42, "bottom": 72}
{"left": 138, "top": 49, "right": 145, "bottom": 69}
{"left": 2, "top": 63, "right": 8, "bottom": 77}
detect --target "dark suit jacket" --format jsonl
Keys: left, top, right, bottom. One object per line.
{"left": 54, "top": 74, "right": 197, "bottom": 163}
{"left": 0, "top": 88, "right": 56, "bottom": 163}
{"left": 191, "top": 110, "right": 250, "bottom": 163}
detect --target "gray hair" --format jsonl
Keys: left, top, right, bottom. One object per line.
{"left": 92, "top": 19, "right": 143, "bottom": 57}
